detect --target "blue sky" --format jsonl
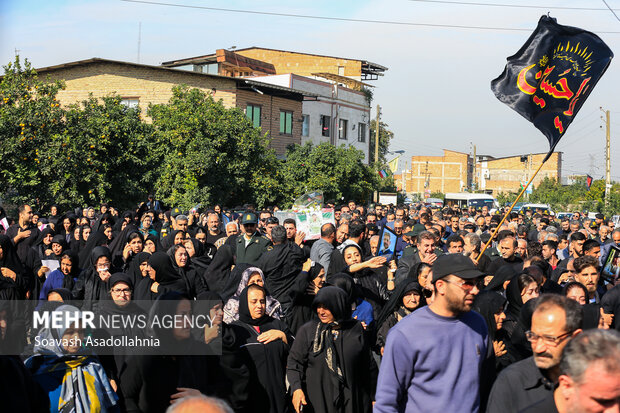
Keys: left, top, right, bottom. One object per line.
{"left": 2, "top": 0, "right": 620, "bottom": 181}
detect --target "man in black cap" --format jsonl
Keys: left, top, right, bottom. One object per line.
{"left": 235, "top": 212, "right": 269, "bottom": 265}
{"left": 375, "top": 254, "right": 488, "bottom": 413}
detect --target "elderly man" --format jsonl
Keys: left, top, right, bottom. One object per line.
{"left": 487, "top": 294, "right": 583, "bottom": 413}
{"left": 205, "top": 212, "right": 225, "bottom": 245}
{"left": 520, "top": 329, "right": 620, "bottom": 413}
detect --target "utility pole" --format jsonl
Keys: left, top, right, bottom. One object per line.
{"left": 604, "top": 109, "right": 611, "bottom": 206}
{"left": 373, "top": 104, "right": 381, "bottom": 203}
{"left": 375, "top": 104, "right": 381, "bottom": 165}
{"left": 472, "top": 144, "right": 477, "bottom": 191}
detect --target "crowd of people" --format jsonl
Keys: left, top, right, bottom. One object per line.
{"left": 0, "top": 198, "right": 619, "bottom": 413}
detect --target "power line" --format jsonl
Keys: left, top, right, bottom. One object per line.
{"left": 407, "top": 0, "right": 619, "bottom": 11}
{"left": 119, "top": 0, "right": 620, "bottom": 33}
{"left": 602, "top": 0, "right": 620, "bottom": 23}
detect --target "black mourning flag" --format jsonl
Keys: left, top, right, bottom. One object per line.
{"left": 491, "top": 15, "right": 613, "bottom": 162}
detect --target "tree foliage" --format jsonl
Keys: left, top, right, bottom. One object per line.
{"left": 279, "top": 142, "right": 379, "bottom": 207}
{"left": 147, "top": 86, "right": 280, "bottom": 210}
{"left": 0, "top": 57, "right": 65, "bottom": 207}
{"left": 0, "top": 56, "right": 395, "bottom": 212}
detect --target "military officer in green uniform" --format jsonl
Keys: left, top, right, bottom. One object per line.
{"left": 236, "top": 212, "right": 270, "bottom": 265}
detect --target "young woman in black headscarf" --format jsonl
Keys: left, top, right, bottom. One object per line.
{"left": 375, "top": 278, "right": 426, "bottom": 356}
{"left": 287, "top": 286, "right": 377, "bottom": 413}
{"left": 472, "top": 290, "right": 515, "bottom": 373}
{"left": 143, "top": 234, "right": 160, "bottom": 254}
{"left": 167, "top": 244, "right": 207, "bottom": 300}
{"left": 134, "top": 252, "right": 187, "bottom": 306}
{"left": 339, "top": 244, "right": 389, "bottom": 319}
{"left": 72, "top": 246, "right": 118, "bottom": 312}
{"left": 287, "top": 262, "right": 326, "bottom": 335}
{"left": 110, "top": 231, "right": 144, "bottom": 272}
{"left": 225, "top": 284, "right": 293, "bottom": 413}
{"left": 503, "top": 273, "right": 540, "bottom": 362}
{"left": 38, "top": 250, "right": 80, "bottom": 304}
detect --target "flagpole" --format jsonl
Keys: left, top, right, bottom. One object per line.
{"left": 476, "top": 159, "right": 547, "bottom": 260}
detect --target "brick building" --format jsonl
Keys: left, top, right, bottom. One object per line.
{"left": 35, "top": 58, "right": 308, "bottom": 155}
{"left": 395, "top": 150, "right": 472, "bottom": 195}
{"left": 395, "top": 150, "right": 562, "bottom": 197}
{"left": 161, "top": 47, "right": 387, "bottom": 88}
{"left": 476, "top": 152, "right": 562, "bottom": 195}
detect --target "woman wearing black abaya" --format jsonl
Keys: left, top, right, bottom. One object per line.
{"left": 127, "top": 251, "right": 151, "bottom": 290}
{"left": 287, "top": 262, "right": 326, "bottom": 335}
{"left": 472, "top": 290, "right": 515, "bottom": 373}
{"left": 204, "top": 244, "right": 236, "bottom": 296}
{"left": 287, "top": 286, "right": 377, "bottom": 413}
{"left": 227, "top": 284, "right": 293, "bottom": 413}
{"left": 95, "top": 272, "right": 147, "bottom": 403}
{"left": 134, "top": 252, "right": 187, "bottom": 306}
{"left": 503, "top": 273, "right": 540, "bottom": 362}
{"left": 340, "top": 244, "right": 389, "bottom": 319}
{"left": 72, "top": 246, "right": 118, "bottom": 312}
{"left": 44, "top": 235, "right": 68, "bottom": 262}
{"left": 0, "top": 234, "right": 30, "bottom": 298}
{"left": 167, "top": 244, "right": 207, "bottom": 299}
{"left": 120, "top": 292, "right": 223, "bottom": 413}
{"left": 32, "top": 227, "right": 55, "bottom": 260}
{"left": 375, "top": 279, "right": 425, "bottom": 356}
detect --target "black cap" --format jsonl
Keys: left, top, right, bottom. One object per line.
{"left": 432, "top": 254, "right": 484, "bottom": 283}
{"left": 595, "top": 213, "right": 604, "bottom": 220}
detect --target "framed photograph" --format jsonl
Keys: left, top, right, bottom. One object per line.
{"left": 378, "top": 225, "right": 398, "bottom": 259}
{"left": 601, "top": 245, "right": 620, "bottom": 283}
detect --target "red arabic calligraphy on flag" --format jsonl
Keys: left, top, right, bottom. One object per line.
{"left": 491, "top": 16, "right": 613, "bottom": 162}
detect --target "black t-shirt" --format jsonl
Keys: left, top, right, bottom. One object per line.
{"left": 206, "top": 231, "right": 226, "bottom": 245}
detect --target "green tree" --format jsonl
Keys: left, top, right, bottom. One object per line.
{"left": 0, "top": 56, "right": 65, "bottom": 208}
{"left": 280, "top": 142, "right": 377, "bottom": 206}
{"left": 369, "top": 120, "right": 394, "bottom": 166}
{"left": 41, "top": 95, "right": 153, "bottom": 208}
{"left": 148, "top": 86, "right": 279, "bottom": 210}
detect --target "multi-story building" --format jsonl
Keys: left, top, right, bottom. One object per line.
{"left": 35, "top": 58, "right": 307, "bottom": 156}
{"left": 162, "top": 47, "right": 387, "bottom": 163}
{"left": 395, "top": 150, "right": 562, "bottom": 197}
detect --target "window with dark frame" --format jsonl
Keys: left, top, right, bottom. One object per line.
{"left": 246, "top": 104, "right": 261, "bottom": 128}
{"left": 280, "top": 110, "right": 293, "bottom": 135}
{"left": 338, "top": 119, "right": 348, "bottom": 140}
{"left": 358, "top": 122, "right": 366, "bottom": 142}
{"left": 321, "top": 115, "right": 331, "bottom": 137}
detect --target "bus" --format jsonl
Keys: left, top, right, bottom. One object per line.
{"left": 444, "top": 193, "right": 499, "bottom": 211}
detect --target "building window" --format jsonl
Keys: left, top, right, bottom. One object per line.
{"left": 121, "top": 98, "right": 139, "bottom": 109}
{"left": 246, "top": 104, "right": 261, "bottom": 128}
{"left": 338, "top": 119, "right": 348, "bottom": 140}
{"left": 280, "top": 110, "right": 293, "bottom": 135}
{"left": 302, "top": 115, "right": 309, "bottom": 137}
{"left": 321, "top": 115, "right": 331, "bottom": 137}
{"left": 358, "top": 122, "right": 366, "bottom": 142}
